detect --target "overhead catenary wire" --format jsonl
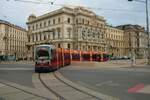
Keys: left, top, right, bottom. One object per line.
{"left": 12, "top": 0, "right": 146, "bottom": 13}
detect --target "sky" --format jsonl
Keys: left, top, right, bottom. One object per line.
{"left": 0, "top": 0, "right": 150, "bottom": 29}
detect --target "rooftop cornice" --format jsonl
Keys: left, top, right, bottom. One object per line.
{"left": 0, "top": 19, "right": 27, "bottom": 32}
{"left": 27, "top": 6, "right": 105, "bottom": 24}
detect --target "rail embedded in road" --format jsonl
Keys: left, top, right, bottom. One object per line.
{"left": 38, "top": 72, "right": 119, "bottom": 100}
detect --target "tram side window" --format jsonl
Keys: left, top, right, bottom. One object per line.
{"left": 82, "top": 54, "right": 90, "bottom": 61}
{"left": 92, "top": 54, "right": 97, "bottom": 59}
{"left": 64, "top": 53, "right": 70, "bottom": 59}
{"left": 72, "top": 54, "right": 80, "bottom": 60}
{"left": 103, "top": 54, "right": 107, "bottom": 58}
{"left": 51, "top": 49, "right": 56, "bottom": 60}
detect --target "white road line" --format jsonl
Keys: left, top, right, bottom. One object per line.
{"left": 96, "top": 81, "right": 113, "bottom": 86}
{"left": 0, "top": 68, "right": 33, "bottom": 70}
{"left": 0, "top": 83, "right": 6, "bottom": 87}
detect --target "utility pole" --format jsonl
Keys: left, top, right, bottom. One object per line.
{"left": 128, "top": 0, "right": 150, "bottom": 65}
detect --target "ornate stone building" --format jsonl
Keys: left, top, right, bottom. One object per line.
{"left": 26, "top": 7, "right": 106, "bottom": 59}
{"left": 117, "top": 24, "right": 148, "bottom": 58}
{"left": 0, "top": 20, "right": 28, "bottom": 60}
{"left": 105, "top": 25, "right": 125, "bottom": 57}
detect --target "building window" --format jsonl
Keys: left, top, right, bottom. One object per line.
{"left": 57, "top": 28, "right": 60, "bottom": 39}
{"left": 58, "top": 43, "right": 61, "bottom": 48}
{"left": 28, "top": 26, "right": 30, "bottom": 30}
{"left": 58, "top": 18, "right": 61, "bottom": 23}
{"left": 53, "top": 19, "right": 55, "bottom": 24}
{"left": 67, "top": 28, "right": 71, "bottom": 39}
{"left": 44, "top": 21, "right": 46, "bottom": 27}
{"left": 67, "top": 43, "right": 70, "bottom": 49}
{"left": 28, "top": 36, "right": 30, "bottom": 42}
{"left": 32, "top": 25, "right": 34, "bottom": 30}
{"left": 44, "top": 35, "right": 46, "bottom": 40}
{"left": 35, "top": 34, "right": 38, "bottom": 41}
{"left": 82, "top": 19, "right": 84, "bottom": 24}
{"left": 36, "top": 24, "right": 38, "bottom": 29}
{"left": 76, "top": 19, "right": 78, "bottom": 24}
{"left": 87, "top": 21, "right": 89, "bottom": 25}
{"left": 53, "top": 31, "right": 55, "bottom": 39}
{"left": 67, "top": 18, "right": 71, "bottom": 23}
{"left": 40, "top": 34, "right": 41, "bottom": 40}
{"left": 48, "top": 20, "right": 51, "bottom": 25}
{"left": 40, "top": 23, "right": 42, "bottom": 28}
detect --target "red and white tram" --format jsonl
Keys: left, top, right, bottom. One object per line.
{"left": 35, "top": 45, "right": 71, "bottom": 72}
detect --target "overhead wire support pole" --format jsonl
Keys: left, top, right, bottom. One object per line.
{"left": 145, "top": 0, "right": 150, "bottom": 65}
{"left": 128, "top": 0, "right": 150, "bottom": 65}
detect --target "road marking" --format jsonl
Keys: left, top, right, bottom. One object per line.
{"left": 128, "top": 83, "right": 145, "bottom": 93}
{"left": 138, "top": 85, "right": 150, "bottom": 94}
{"left": 96, "top": 81, "right": 120, "bottom": 87}
{"left": 96, "top": 81, "right": 113, "bottom": 86}
{"left": 0, "top": 68, "right": 33, "bottom": 70}
{"left": 0, "top": 83, "right": 6, "bottom": 87}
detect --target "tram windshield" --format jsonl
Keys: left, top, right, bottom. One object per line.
{"left": 36, "top": 47, "right": 50, "bottom": 60}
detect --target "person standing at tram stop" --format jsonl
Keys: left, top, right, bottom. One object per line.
{"left": 131, "top": 55, "right": 136, "bottom": 67}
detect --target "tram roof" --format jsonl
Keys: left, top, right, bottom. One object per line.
{"left": 36, "top": 44, "right": 56, "bottom": 48}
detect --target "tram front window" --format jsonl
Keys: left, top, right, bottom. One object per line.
{"left": 36, "top": 48, "right": 50, "bottom": 60}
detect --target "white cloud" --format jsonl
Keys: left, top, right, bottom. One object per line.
{"left": 0, "top": 0, "right": 149, "bottom": 28}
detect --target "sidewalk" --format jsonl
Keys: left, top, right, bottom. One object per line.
{"left": 70, "top": 59, "right": 149, "bottom": 70}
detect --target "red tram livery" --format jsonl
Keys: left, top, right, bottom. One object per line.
{"left": 35, "top": 45, "right": 111, "bottom": 72}
{"left": 35, "top": 45, "right": 71, "bottom": 72}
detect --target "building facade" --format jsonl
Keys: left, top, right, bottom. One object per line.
{"left": 0, "top": 20, "right": 28, "bottom": 60}
{"left": 26, "top": 7, "right": 107, "bottom": 59}
{"left": 117, "top": 25, "right": 148, "bottom": 58}
{"left": 105, "top": 26, "right": 125, "bottom": 57}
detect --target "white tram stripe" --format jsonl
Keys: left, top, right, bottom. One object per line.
{"left": 0, "top": 68, "right": 33, "bottom": 70}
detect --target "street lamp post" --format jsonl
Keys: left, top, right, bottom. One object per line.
{"left": 128, "top": 0, "right": 150, "bottom": 65}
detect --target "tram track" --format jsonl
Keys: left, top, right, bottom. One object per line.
{"left": 0, "top": 80, "right": 48, "bottom": 100}
{"left": 38, "top": 73, "right": 66, "bottom": 100}
{"left": 53, "top": 72, "right": 102, "bottom": 100}
{"left": 38, "top": 72, "right": 104, "bottom": 100}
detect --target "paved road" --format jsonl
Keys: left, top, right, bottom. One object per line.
{"left": 0, "top": 63, "right": 34, "bottom": 88}
{"left": 60, "top": 66, "right": 150, "bottom": 100}
{"left": 1, "top": 62, "right": 150, "bottom": 100}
